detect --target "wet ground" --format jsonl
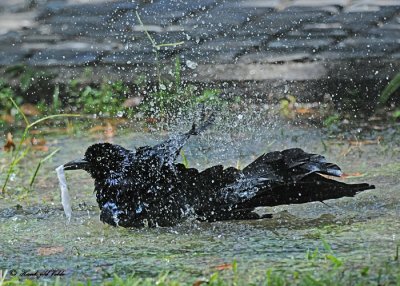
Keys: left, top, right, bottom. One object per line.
{"left": 0, "top": 117, "right": 399, "bottom": 283}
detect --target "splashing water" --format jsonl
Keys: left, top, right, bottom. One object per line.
{"left": 56, "top": 165, "right": 72, "bottom": 222}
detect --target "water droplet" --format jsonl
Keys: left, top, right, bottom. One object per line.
{"left": 186, "top": 60, "right": 198, "bottom": 69}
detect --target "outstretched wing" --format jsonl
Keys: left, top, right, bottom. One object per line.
{"left": 214, "top": 148, "right": 343, "bottom": 205}
{"left": 242, "top": 148, "right": 342, "bottom": 181}
{"left": 192, "top": 148, "right": 374, "bottom": 221}
{"left": 238, "top": 173, "right": 374, "bottom": 209}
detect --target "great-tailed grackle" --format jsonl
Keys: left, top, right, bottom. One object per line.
{"left": 63, "top": 118, "right": 375, "bottom": 227}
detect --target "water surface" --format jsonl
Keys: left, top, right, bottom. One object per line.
{"left": 0, "top": 120, "right": 399, "bottom": 282}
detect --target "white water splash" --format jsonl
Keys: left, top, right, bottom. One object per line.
{"left": 185, "top": 60, "right": 198, "bottom": 69}
{"left": 56, "top": 165, "right": 72, "bottom": 222}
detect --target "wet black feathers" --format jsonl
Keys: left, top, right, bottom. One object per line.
{"left": 66, "top": 120, "right": 375, "bottom": 227}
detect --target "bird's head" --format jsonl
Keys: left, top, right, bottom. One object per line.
{"left": 63, "top": 143, "right": 131, "bottom": 179}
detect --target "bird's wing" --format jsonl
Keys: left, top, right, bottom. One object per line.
{"left": 242, "top": 148, "right": 342, "bottom": 181}
{"left": 182, "top": 164, "right": 241, "bottom": 219}
{"left": 220, "top": 148, "right": 344, "bottom": 204}
{"left": 135, "top": 115, "right": 214, "bottom": 169}
{"left": 237, "top": 173, "right": 374, "bottom": 209}
{"left": 280, "top": 148, "right": 342, "bottom": 177}
{"left": 207, "top": 148, "right": 373, "bottom": 215}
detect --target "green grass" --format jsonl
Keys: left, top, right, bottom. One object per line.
{"left": 1, "top": 62, "right": 226, "bottom": 124}
{"left": 1, "top": 240, "right": 400, "bottom": 286}
{"left": 68, "top": 80, "right": 132, "bottom": 117}
{"left": 1, "top": 97, "right": 79, "bottom": 193}
{"left": 1, "top": 257, "right": 400, "bottom": 286}
{"left": 0, "top": 12, "right": 229, "bottom": 125}
{"left": 379, "top": 71, "right": 400, "bottom": 105}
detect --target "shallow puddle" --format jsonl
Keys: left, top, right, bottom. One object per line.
{"left": 0, "top": 119, "right": 399, "bottom": 283}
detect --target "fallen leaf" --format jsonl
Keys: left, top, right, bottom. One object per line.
{"left": 341, "top": 172, "right": 364, "bottom": 179}
{"left": 31, "top": 145, "right": 49, "bottom": 152}
{"left": 1, "top": 114, "right": 14, "bottom": 124}
{"left": 29, "top": 130, "right": 41, "bottom": 135}
{"left": 88, "top": 122, "right": 116, "bottom": 139}
{"left": 31, "top": 137, "right": 46, "bottom": 146}
{"left": 37, "top": 246, "right": 64, "bottom": 256}
{"left": 20, "top": 103, "right": 40, "bottom": 116}
{"left": 104, "top": 122, "right": 115, "bottom": 138}
{"left": 192, "top": 279, "right": 208, "bottom": 286}
{"left": 348, "top": 137, "right": 383, "bottom": 146}
{"left": 295, "top": 107, "right": 315, "bottom": 115}
{"left": 213, "top": 263, "right": 232, "bottom": 271}
{"left": 146, "top": 117, "right": 158, "bottom": 124}
{"left": 3, "top": 132, "right": 16, "bottom": 152}
{"left": 123, "top": 97, "right": 143, "bottom": 108}
{"left": 89, "top": 125, "right": 105, "bottom": 133}
{"left": 28, "top": 137, "right": 49, "bottom": 151}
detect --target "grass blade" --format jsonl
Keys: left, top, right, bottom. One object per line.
{"left": 135, "top": 11, "right": 157, "bottom": 48}
{"left": 29, "top": 148, "right": 60, "bottom": 187}
{"left": 157, "top": 42, "right": 184, "bottom": 47}
{"left": 180, "top": 150, "right": 189, "bottom": 168}
{"left": 28, "top": 114, "right": 80, "bottom": 128}
{"left": 379, "top": 72, "right": 400, "bottom": 105}
{"left": 9, "top": 97, "right": 29, "bottom": 126}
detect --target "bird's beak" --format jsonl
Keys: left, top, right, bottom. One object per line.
{"left": 63, "top": 158, "right": 90, "bottom": 171}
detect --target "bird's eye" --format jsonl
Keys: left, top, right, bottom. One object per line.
{"left": 97, "top": 157, "right": 102, "bottom": 161}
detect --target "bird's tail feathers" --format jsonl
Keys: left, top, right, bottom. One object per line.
{"left": 237, "top": 173, "right": 375, "bottom": 209}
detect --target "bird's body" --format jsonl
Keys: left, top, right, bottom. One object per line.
{"left": 64, "top": 119, "right": 375, "bottom": 227}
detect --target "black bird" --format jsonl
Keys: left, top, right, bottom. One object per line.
{"left": 63, "top": 119, "right": 375, "bottom": 227}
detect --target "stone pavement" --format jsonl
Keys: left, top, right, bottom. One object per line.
{"left": 0, "top": 0, "right": 400, "bottom": 102}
